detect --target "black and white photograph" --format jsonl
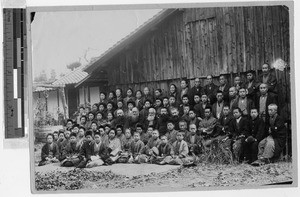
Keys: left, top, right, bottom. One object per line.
{"left": 24, "top": 1, "right": 295, "bottom": 193}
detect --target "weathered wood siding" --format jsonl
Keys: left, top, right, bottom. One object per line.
{"left": 103, "top": 6, "right": 290, "bottom": 108}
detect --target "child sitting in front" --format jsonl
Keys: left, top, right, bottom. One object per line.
{"left": 128, "top": 132, "right": 145, "bottom": 163}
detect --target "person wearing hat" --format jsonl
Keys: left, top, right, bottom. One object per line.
{"left": 60, "top": 132, "right": 81, "bottom": 167}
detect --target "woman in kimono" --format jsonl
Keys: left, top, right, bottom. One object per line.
{"left": 38, "top": 134, "right": 60, "bottom": 166}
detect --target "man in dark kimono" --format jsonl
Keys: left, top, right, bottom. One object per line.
{"left": 252, "top": 104, "right": 286, "bottom": 166}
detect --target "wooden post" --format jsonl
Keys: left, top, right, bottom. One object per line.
{"left": 59, "top": 87, "right": 69, "bottom": 119}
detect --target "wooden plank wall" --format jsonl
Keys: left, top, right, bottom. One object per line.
{"left": 103, "top": 6, "right": 290, "bottom": 110}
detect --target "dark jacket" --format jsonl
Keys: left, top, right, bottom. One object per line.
{"left": 41, "top": 143, "right": 60, "bottom": 161}
{"left": 256, "top": 92, "right": 278, "bottom": 120}
{"left": 204, "top": 83, "right": 218, "bottom": 104}
{"left": 228, "top": 117, "right": 250, "bottom": 139}
{"left": 194, "top": 102, "right": 210, "bottom": 119}
{"left": 249, "top": 116, "right": 266, "bottom": 142}
{"left": 267, "top": 115, "right": 287, "bottom": 157}
{"left": 185, "top": 133, "right": 202, "bottom": 146}
{"left": 215, "top": 114, "right": 234, "bottom": 136}
{"left": 189, "top": 86, "right": 204, "bottom": 107}
{"left": 79, "top": 141, "right": 108, "bottom": 162}
{"left": 157, "top": 114, "right": 170, "bottom": 136}
{"left": 60, "top": 141, "right": 80, "bottom": 161}
{"left": 212, "top": 101, "right": 228, "bottom": 119}
{"left": 218, "top": 83, "right": 230, "bottom": 103}
{"left": 232, "top": 97, "right": 255, "bottom": 116}
{"left": 258, "top": 72, "right": 278, "bottom": 94}
{"left": 157, "top": 143, "right": 173, "bottom": 157}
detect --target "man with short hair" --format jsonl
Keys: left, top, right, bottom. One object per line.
{"left": 257, "top": 83, "right": 277, "bottom": 122}
{"left": 252, "top": 104, "right": 286, "bottom": 166}
{"left": 189, "top": 78, "right": 204, "bottom": 107}
{"left": 243, "top": 108, "right": 266, "bottom": 163}
{"left": 198, "top": 106, "right": 218, "bottom": 146}
{"left": 218, "top": 75, "right": 230, "bottom": 103}
{"left": 228, "top": 107, "right": 250, "bottom": 162}
{"left": 194, "top": 94, "right": 210, "bottom": 119}
{"left": 232, "top": 87, "right": 255, "bottom": 116}
{"left": 229, "top": 87, "right": 238, "bottom": 111}
{"left": 165, "top": 121, "right": 178, "bottom": 144}
{"left": 258, "top": 63, "right": 278, "bottom": 94}
{"left": 185, "top": 124, "right": 202, "bottom": 156}
{"left": 204, "top": 75, "right": 218, "bottom": 105}
{"left": 245, "top": 70, "right": 259, "bottom": 103}
{"left": 212, "top": 91, "right": 227, "bottom": 119}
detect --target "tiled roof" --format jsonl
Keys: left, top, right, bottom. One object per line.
{"left": 83, "top": 9, "right": 176, "bottom": 74}
{"left": 53, "top": 67, "right": 88, "bottom": 86}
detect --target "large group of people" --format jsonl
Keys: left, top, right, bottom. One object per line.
{"left": 38, "top": 63, "right": 287, "bottom": 168}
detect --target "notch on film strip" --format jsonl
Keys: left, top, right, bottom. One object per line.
{"left": 3, "top": 9, "right": 26, "bottom": 138}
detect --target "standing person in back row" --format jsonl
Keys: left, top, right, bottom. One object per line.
{"left": 218, "top": 75, "right": 230, "bottom": 103}
{"left": 204, "top": 75, "right": 218, "bottom": 105}
{"left": 189, "top": 78, "right": 204, "bottom": 108}
{"left": 179, "top": 79, "right": 190, "bottom": 103}
{"left": 256, "top": 83, "right": 277, "bottom": 122}
{"left": 258, "top": 63, "right": 278, "bottom": 94}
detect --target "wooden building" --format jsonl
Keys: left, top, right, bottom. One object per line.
{"left": 80, "top": 6, "right": 290, "bottom": 115}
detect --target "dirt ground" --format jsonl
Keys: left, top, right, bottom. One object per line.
{"left": 34, "top": 143, "right": 293, "bottom": 191}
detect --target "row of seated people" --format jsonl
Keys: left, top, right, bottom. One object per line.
{"left": 38, "top": 103, "right": 286, "bottom": 167}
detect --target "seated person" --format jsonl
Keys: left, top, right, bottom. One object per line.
{"left": 98, "top": 125, "right": 109, "bottom": 146}
{"left": 181, "top": 105, "right": 191, "bottom": 123}
{"left": 243, "top": 108, "right": 266, "bottom": 164}
{"left": 140, "top": 126, "right": 153, "bottom": 145}
{"left": 165, "top": 121, "right": 178, "bottom": 144}
{"left": 95, "top": 111, "right": 107, "bottom": 127}
{"left": 194, "top": 94, "right": 210, "bottom": 119}
{"left": 106, "top": 129, "right": 122, "bottom": 164}
{"left": 198, "top": 106, "right": 218, "bottom": 146}
{"left": 185, "top": 124, "right": 202, "bottom": 156}
{"left": 58, "top": 130, "right": 71, "bottom": 161}
{"left": 128, "top": 132, "right": 145, "bottom": 163}
{"left": 71, "top": 124, "right": 80, "bottom": 135}
{"left": 157, "top": 107, "right": 170, "bottom": 136}
{"left": 152, "top": 135, "right": 174, "bottom": 165}
{"left": 228, "top": 107, "right": 250, "bottom": 162}
{"left": 231, "top": 87, "right": 255, "bottom": 117}
{"left": 53, "top": 131, "right": 59, "bottom": 143}
{"left": 213, "top": 105, "right": 234, "bottom": 150}
{"left": 90, "top": 122, "right": 99, "bottom": 134}
{"left": 137, "top": 130, "right": 161, "bottom": 163}
{"left": 252, "top": 104, "right": 286, "bottom": 166}
{"left": 77, "top": 130, "right": 95, "bottom": 168}
{"left": 56, "top": 130, "right": 65, "bottom": 151}
{"left": 38, "top": 134, "right": 60, "bottom": 166}
{"left": 116, "top": 124, "right": 126, "bottom": 143}
{"left": 178, "top": 120, "right": 189, "bottom": 138}
{"left": 188, "top": 109, "right": 200, "bottom": 128}
{"left": 168, "top": 132, "right": 189, "bottom": 165}
{"left": 118, "top": 128, "right": 134, "bottom": 163}
{"left": 60, "top": 133, "right": 81, "bottom": 167}
{"left": 86, "top": 131, "right": 110, "bottom": 168}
